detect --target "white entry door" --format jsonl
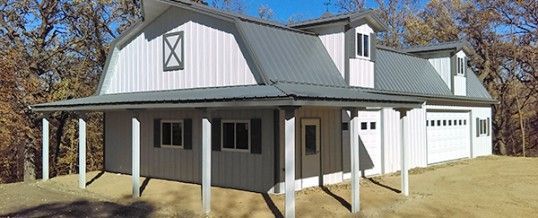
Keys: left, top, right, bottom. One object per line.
{"left": 357, "top": 111, "right": 382, "bottom": 176}
{"left": 301, "top": 118, "right": 321, "bottom": 188}
{"left": 427, "top": 112, "right": 471, "bottom": 164}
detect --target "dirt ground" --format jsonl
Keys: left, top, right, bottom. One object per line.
{"left": 1, "top": 155, "right": 537, "bottom": 217}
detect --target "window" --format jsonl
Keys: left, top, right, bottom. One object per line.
{"left": 443, "top": 120, "right": 447, "bottom": 126}
{"left": 342, "top": 122, "right": 349, "bottom": 131}
{"left": 437, "top": 120, "right": 441, "bottom": 126}
{"left": 363, "top": 35, "right": 369, "bottom": 57}
{"left": 222, "top": 120, "right": 250, "bottom": 151}
{"left": 477, "top": 118, "right": 490, "bottom": 136}
{"left": 163, "top": 31, "right": 184, "bottom": 71}
{"left": 356, "top": 33, "right": 369, "bottom": 58}
{"left": 361, "top": 122, "right": 368, "bottom": 130}
{"left": 161, "top": 120, "right": 183, "bottom": 147}
{"left": 370, "top": 122, "right": 376, "bottom": 130}
{"left": 431, "top": 120, "right": 435, "bottom": 127}
{"left": 449, "top": 120, "right": 452, "bottom": 126}
{"left": 305, "top": 125, "right": 317, "bottom": 155}
{"left": 457, "top": 57, "right": 465, "bottom": 76}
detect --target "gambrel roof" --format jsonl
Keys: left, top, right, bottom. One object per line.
{"left": 32, "top": 0, "right": 495, "bottom": 112}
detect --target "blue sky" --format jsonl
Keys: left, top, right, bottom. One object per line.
{"left": 240, "top": 0, "right": 429, "bottom": 23}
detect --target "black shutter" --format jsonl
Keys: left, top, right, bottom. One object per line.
{"left": 370, "top": 33, "right": 377, "bottom": 62}
{"left": 184, "top": 119, "right": 192, "bottom": 149}
{"left": 250, "top": 118, "right": 262, "bottom": 154}
{"left": 154, "top": 119, "right": 161, "bottom": 148}
{"left": 476, "top": 118, "right": 480, "bottom": 137}
{"left": 211, "top": 118, "right": 221, "bottom": 151}
{"left": 486, "top": 118, "right": 490, "bottom": 136}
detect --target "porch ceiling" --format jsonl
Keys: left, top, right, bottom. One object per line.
{"left": 31, "top": 83, "right": 424, "bottom": 112}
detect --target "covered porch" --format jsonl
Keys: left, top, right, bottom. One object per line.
{"left": 32, "top": 84, "right": 422, "bottom": 217}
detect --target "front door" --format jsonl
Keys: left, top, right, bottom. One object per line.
{"left": 301, "top": 118, "right": 321, "bottom": 188}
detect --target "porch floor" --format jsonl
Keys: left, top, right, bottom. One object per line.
{"left": 1, "top": 156, "right": 538, "bottom": 217}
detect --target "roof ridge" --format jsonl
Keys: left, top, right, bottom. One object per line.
{"left": 168, "top": 0, "right": 315, "bottom": 35}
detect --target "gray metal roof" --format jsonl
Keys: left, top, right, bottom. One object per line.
{"left": 274, "top": 82, "right": 421, "bottom": 103}
{"left": 34, "top": 85, "right": 286, "bottom": 108}
{"left": 32, "top": 83, "right": 426, "bottom": 111}
{"left": 466, "top": 69, "right": 492, "bottom": 99}
{"left": 288, "top": 9, "right": 387, "bottom": 32}
{"left": 375, "top": 47, "right": 453, "bottom": 96}
{"left": 237, "top": 20, "right": 347, "bottom": 87}
{"left": 403, "top": 41, "right": 473, "bottom": 54}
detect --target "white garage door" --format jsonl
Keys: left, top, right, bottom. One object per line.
{"left": 427, "top": 112, "right": 471, "bottom": 164}
{"left": 358, "top": 111, "right": 382, "bottom": 176}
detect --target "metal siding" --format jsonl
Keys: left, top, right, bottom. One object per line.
{"left": 349, "top": 58, "right": 374, "bottom": 88}
{"left": 103, "top": 7, "right": 257, "bottom": 94}
{"left": 381, "top": 107, "right": 427, "bottom": 174}
{"left": 104, "top": 109, "right": 275, "bottom": 193}
{"left": 428, "top": 57, "right": 451, "bottom": 88}
{"left": 316, "top": 27, "right": 346, "bottom": 78}
{"left": 454, "top": 76, "right": 467, "bottom": 96}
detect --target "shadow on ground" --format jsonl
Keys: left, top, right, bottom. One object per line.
{"left": 1, "top": 200, "right": 154, "bottom": 218}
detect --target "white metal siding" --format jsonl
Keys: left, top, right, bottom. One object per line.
{"left": 349, "top": 58, "right": 375, "bottom": 88}
{"left": 382, "top": 107, "right": 427, "bottom": 174}
{"left": 453, "top": 76, "right": 467, "bottom": 96}
{"left": 104, "top": 109, "right": 275, "bottom": 193}
{"left": 316, "top": 27, "right": 345, "bottom": 78}
{"left": 103, "top": 7, "right": 256, "bottom": 94}
{"left": 428, "top": 57, "right": 451, "bottom": 89}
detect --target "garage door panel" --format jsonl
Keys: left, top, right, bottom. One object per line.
{"left": 427, "top": 112, "right": 470, "bottom": 164}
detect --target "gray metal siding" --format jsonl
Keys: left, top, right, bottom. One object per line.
{"left": 104, "top": 109, "right": 275, "bottom": 192}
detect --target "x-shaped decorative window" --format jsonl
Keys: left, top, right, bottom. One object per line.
{"left": 163, "top": 31, "right": 184, "bottom": 71}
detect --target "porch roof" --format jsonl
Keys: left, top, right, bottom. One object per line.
{"left": 31, "top": 83, "right": 424, "bottom": 112}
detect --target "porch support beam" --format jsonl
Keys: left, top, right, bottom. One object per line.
{"left": 131, "top": 113, "right": 140, "bottom": 198}
{"left": 348, "top": 108, "right": 362, "bottom": 213}
{"left": 398, "top": 108, "right": 410, "bottom": 196}
{"left": 42, "top": 117, "right": 49, "bottom": 181}
{"left": 202, "top": 115, "right": 211, "bottom": 215}
{"left": 78, "top": 115, "right": 86, "bottom": 189}
{"left": 283, "top": 107, "right": 297, "bottom": 218}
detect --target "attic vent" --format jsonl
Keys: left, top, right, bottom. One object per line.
{"left": 163, "top": 31, "right": 184, "bottom": 71}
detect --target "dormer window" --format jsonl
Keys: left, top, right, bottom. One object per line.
{"left": 357, "top": 33, "right": 369, "bottom": 58}
{"left": 457, "top": 57, "right": 465, "bottom": 76}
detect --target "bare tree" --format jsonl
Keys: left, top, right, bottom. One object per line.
{"left": 258, "top": 4, "right": 274, "bottom": 20}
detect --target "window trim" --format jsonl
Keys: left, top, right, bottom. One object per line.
{"left": 221, "top": 119, "right": 251, "bottom": 152}
{"left": 477, "top": 118, "right": 489, "bottom": 136}
{"left": 160, "top": 120, "right": 184, "bottom": 148}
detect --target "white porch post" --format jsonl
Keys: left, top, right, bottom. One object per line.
{"left": 348, "top": 108, "right": 360, "bottom": 213}
{"left": 202, "top": 116, "right": 211, "bottom": 215}
{"left": 399, "top": 109, "right": 409, "bottom": 196}
{"left": 78, "top": 116, "right": 86, "bottom": 189}
{"left": 283, "top": 107, "right": 296, "bottom": 218}
{"left": 132, "top": 114, "right": 140, "bottom": 198}
{"left": 42, "top": 117, "right": 49, "bottom": 181}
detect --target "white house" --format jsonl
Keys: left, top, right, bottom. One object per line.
{"left": 32, "top": 0, "right": 495, "bottom": 217}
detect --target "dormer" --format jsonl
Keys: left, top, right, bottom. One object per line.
{"left": 404, "top": 41, "right": 472, "bottom": 96}
{"left": 290, "top": 10, "right": 387, "bottom": 88}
